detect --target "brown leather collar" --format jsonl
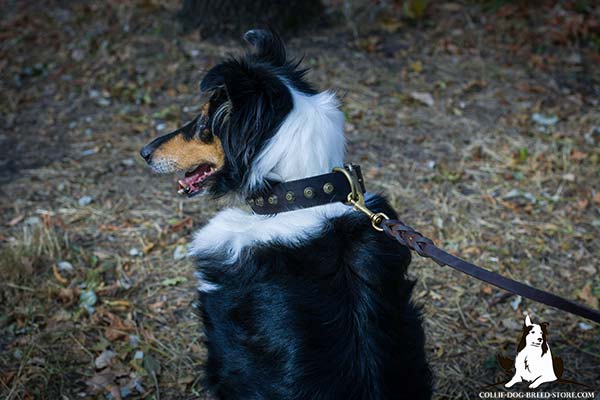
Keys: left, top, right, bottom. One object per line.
{"left": 247, "top": 165, "right": 366, "bottom": 215}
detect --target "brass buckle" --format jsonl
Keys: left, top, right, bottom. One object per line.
{"left": 333, "top": 165, "right": 389, "bottom": 231}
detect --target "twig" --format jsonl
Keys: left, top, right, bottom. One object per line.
{"left": 2, "top": 282, "right": 35, "bottom": 292}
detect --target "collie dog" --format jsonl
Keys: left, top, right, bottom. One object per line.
{"left": 140, "top": 29, "right": 431, "bottom": 399}
{"left": 506, "top": 315, "right": 558, "bottom": 389}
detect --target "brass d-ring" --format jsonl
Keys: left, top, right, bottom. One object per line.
{"left": 371, "top": 212, "right": 389, "bottom": 232}
{"left": 332, "top": 166, "right": 360, "bottom": 204}
{"left": 333, "top": 165, "right": 389, "bottom": 231}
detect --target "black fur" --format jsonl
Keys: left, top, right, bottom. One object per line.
{"left": 190, "top": 29, "right": 431, "bottom": 399}
{"left": 196, "top": 195, "right": 431, "bottom": 399}
{"left": 200, "top": 30, "right": 316, "bottom": 197}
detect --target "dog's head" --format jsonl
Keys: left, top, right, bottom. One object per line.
{"left": 140, "top": 29, "right": 338, "bottom": 199}
{"left": 517, "top": 315, "right": 549, "bottom": 355}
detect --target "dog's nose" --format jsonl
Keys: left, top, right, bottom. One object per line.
{"left": 537, "top": 338, "right": 542, "bottom": 342}
{"left": 140, "top": 145, "right": 153, "bottom": 163}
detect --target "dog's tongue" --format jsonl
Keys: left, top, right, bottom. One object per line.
{"left": 179, "top": 164, "right": 212, "bottom": 189}
{"left": 179, "top": 173, "right": 201, "bottom": 188}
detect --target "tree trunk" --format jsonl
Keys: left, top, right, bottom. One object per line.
{"left": 177, "top": 0, "right": 324, "bottom": 37}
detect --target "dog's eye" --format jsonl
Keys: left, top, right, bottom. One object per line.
{"left": 199, "top": 128, "right": 214, "bottom": 143}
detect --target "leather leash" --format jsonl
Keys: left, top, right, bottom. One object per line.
{"left": 336, "top": 165, "right": 600, "bottom": 325}
{"left": 381, "top": 219, "right": 600, "bottom": 324}
{"left": 249, "top": 164, "right": 600, "bottom": 324}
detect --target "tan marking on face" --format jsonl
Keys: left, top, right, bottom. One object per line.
{"left": 153, "top": 133, "right": 224, "bottom": 172}
{"left": 201, "top": 102, "right": 210, "bottom": 117}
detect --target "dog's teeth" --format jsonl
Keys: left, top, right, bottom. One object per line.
{"left": 178, "top": 180, "right": 191, "bottom": 195}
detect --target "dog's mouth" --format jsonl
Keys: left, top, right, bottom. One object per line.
{"left": 177, "top": 163, "right": 217, "bottom": 197}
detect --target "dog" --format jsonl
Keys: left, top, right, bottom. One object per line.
{"left": 140, "top": 29, "right": 431, "bottom": 399}
{"left": 505, "top": 315, "right": 558, "bottom": 389}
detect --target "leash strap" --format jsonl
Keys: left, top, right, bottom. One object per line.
{"left": 248, "top": 163, "right": 600, "bottom": 323}
{"left": 381, "top": 219, "right": 600, "bottom": 324}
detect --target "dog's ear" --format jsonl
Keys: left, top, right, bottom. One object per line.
{"left": 243, "top": 29, "right": 287, "bottom": 67}
{"left": 200, "top": 60, "right": 290, "bottom": 111}
{"left": 200, "top": 64, "right": 228, "bottom": 93}
{"left": 199, "top": 59, "right": 292, "bottom": 183}
{"left": 524, "top": 315, "right": 533, "bottom": 327}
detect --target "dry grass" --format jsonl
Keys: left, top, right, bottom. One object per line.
{"left": 1, "top": 1, "right": 599, "bottom": 399}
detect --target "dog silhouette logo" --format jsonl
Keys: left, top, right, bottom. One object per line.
{"left": 499, "top": 315, "right": 560, "bottom": 389}
{"left": 491, "top": 314, "right": 595, "bottom": 392}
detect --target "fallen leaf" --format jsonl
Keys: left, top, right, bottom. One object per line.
{"left": 90, "top": 307, "right": 136, "bottom": 341}
{"left": 86, "top": 371, "right": 116, "bottom": 393}
{"left": 78, "top": 195, "right": 93, "bottom": 206}
{"left": 380, "top": 18, "right": 403, "bottom": 33}
{"left": 52, "top": 264, "right": 69, "bottom": 285}
{"left": 409, "top": 91, "right": 434, "bottom": 107}
{"left": 79, "top": 290, "right": 98, "bottom": 315}
{"left": 95, "top": 350, "right": 117, "bottom": 369}
{"left": 562, "top": 173, "right": 575, "bottom": 182}
{"left": 149, "top": 301, "right": 165, "bottom": 313}
{"left": 571, "top": 150, "right": 587, "bottom": 161}
{"left": 105, "top": 300, "right": 132, "bottom": 311}
{"left": 409, "top": 60, "right": 423, "bottom": 73}
{"left": 93, "top": 250, "right": 112, "bottom": 260}
{"left": 178, "top": 374, "right": 195, "bottom": 386}
{"left": 6, "top": 215, "right": 24, "bottom": 226}
{"left": 463, "top": 246, "right": 481, "bottom": 256}
{"left": 516, "top": 82, "right": 546, "bottom": 94}
{"left": 0, "top": 371, "right": 16, "bottom": 387}
{"left": 171, "top": 216, "right": 193, "bottom": 232}
{"left": 502, "top": 318, "right": 520, "bottom": 331}
{"left": 106, "top": 318, "right": 136, "bottom": 341}
{"left": 57, "top": 261, "right": 74, "bottom": 274}
{"left": 161, "top": 276, "right": 188, "bottom": 286}
{"left": 365, "top": 167, "right": 381, "bottom": 179}
{"left": 143, "top": 242, "right": 155, "bottom": 254}
{"left": 580, "top": 265, "right": 596, "bottom": 275}
{"left": 531, "top": 113, "right": 558, "bottom": 126}
{"left": 173, "top": 245, "right": 187, "bottom": 260}
{"left": 143, "top": 354, "right": 161, "bottom": 377}
{"left": 578, "top": 322, "right": 593, "bottom": 331}
{"left": 441, "top": 2, "right": 462, "bottom": 12}
{"left": 577, "top": 283, "right": 599, "bottom": 309}
{"left": 56, "top": 287, "right": 79, "bottom": 306}
{"left": 510, "top": 296, "right": 522, "bottom": 310}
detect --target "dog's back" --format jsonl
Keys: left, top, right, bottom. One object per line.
{"left": 197, "top": 195, "right": 431, "bottom": 400}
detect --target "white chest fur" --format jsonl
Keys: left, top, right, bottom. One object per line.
{"left": 189, "top": 203, "right": 351, "bottom": 263}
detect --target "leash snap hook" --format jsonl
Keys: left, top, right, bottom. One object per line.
{"left": 333, "top": 165, "right": 389, "bottom": 231}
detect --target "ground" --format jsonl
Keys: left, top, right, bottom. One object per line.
{"left": 1, "top": 1, "right": 599, "bottom": 399}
